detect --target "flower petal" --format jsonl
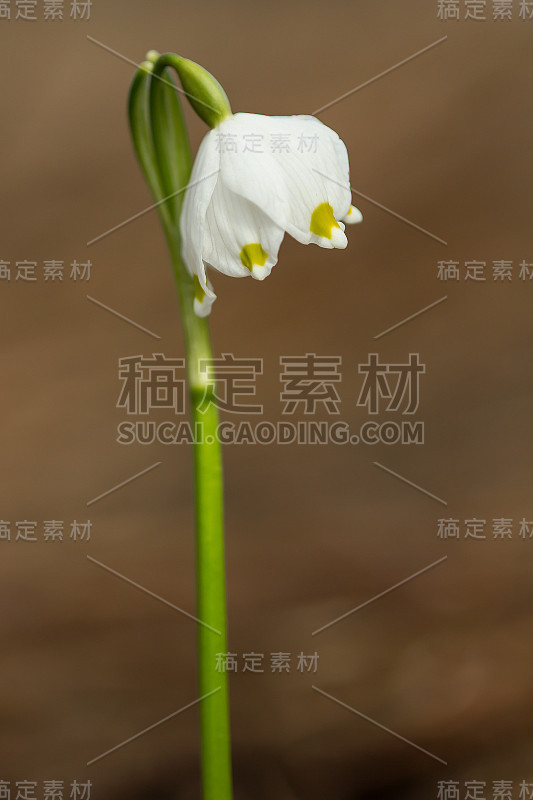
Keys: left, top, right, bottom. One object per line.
{"left": 180, "top": 129, "right": 220, "bottom": 299}
{"left": 202, "top": 178, "right": 285, "bottom": 281}
{"left": 193, "top": 275, "right": 216, "bottom": 317}
{"left": 343, "top": 204, "right": 363, "bottom": 224}
{"left": 217, "top": 113, "right": 352, "bottom": 249}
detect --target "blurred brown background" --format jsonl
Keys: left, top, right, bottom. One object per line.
{"left": 1, "top": 0, "right": 532, "bottom": 797}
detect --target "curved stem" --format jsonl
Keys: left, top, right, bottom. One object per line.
{"left": 129, "top": 60, "right": 234, "bottom": 800}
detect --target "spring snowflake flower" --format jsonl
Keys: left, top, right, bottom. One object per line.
{"left": 180, "top": 112, "right": 362, "bottom": 316}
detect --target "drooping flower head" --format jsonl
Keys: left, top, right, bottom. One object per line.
{"left": 176, "top": 70, "right": 362, "bottom": 315}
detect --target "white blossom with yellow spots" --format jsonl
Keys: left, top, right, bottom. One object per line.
{"left": 180, "top": 112, "right": 362, "bottom": 316}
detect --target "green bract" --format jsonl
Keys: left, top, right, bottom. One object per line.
{"left": 128, "top": 50, "right": 232, "bottom": 228}
{"left": 157, "top": 54, "right": 232, "bottom": 129}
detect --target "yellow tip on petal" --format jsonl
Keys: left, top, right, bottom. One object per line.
{"left": 344, "top": 205, "right": 363, "bottom": 225}
{"left": 193, "top": 275, "right": 205, "bottom": 303}
{"left": 310, "top": 202, "right": 340, "bottom": 239}
{"left": 193, "top": 275, "right": 215, "bottom": 317}
{"left": 240, "top": 243, "right": 270, "bottom": 279}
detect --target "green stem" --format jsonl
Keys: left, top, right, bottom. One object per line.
{"left": 129, "top": 58, "right": 234, "bottom": 800}
{"left": 165, "top": 229, "right": 233, "bottom": 800}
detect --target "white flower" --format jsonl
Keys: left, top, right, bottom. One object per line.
{"left": 180, "top": 112, "right": 362, "bottom": 316}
